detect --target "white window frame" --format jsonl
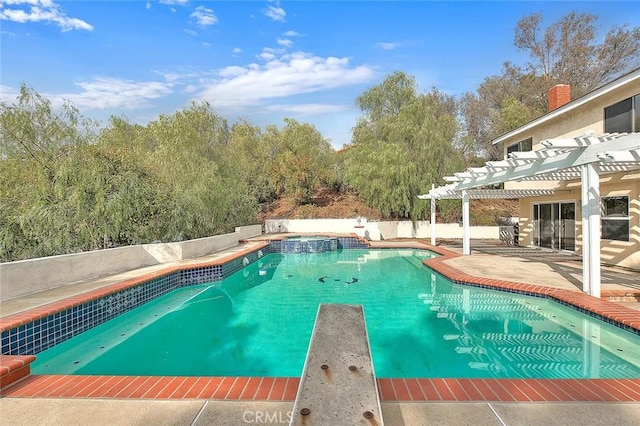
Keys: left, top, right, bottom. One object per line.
{"left": 601, "top": 196, "right": 630, "bottom": 242}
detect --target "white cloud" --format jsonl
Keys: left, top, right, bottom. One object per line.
{"left": 183, "top": 84, "right": 198, "bottom": 94}
{"left": 0, "top": 0, "right": 93, "bottom": 31}
{"left": 0, "top": 0, "right": 54, "bottom": 6}
{"left": 258, "top": 51, "right": 276, "bottom": 61}
{"left": 202, "top": 42, "right": 211, "bottom": 48}
{"left": 232, "top": 47, "right": 242, "bottom": 55}
{"left": 146, "top": 2, "right": 151, "bottom": 10}
{"left": 154, "top": 69, "right": 211, "bottom": 84}
{"left": 159, "top": 0, "right": 188, "bottom": 5}
{"left": 263, "top": 47, "right": 284, "bottom": 54}
{"left": 257, "top": 47, "right": 284, "bottom": 61}
{"left": 277, "top": 38, "right": 293, "bottom": 48}
{"left": 184, "top": 28, "right": 196, "bottom": 36}
{"left": 190, "top": 5, "right": 217, "bottom": 27}
{"left": 32, "top": 77, "right": 174, "bottom": 110}
{"left": 0, "top": 84, "right": 20, "bottom": 102}
{"left": 219, "top": 66, "right": 247, "bottom": 78}
{"left": 376, "top": 42, "right": 400, "bottom": 51}
{"left": 195, "top": 51, "right": 375, "bottom": 110}
{"left": 264, "top": 103, "right": 351, "bottom": 115}
{"left": 283, "top": 30, "right": 300, "bottom": 37}
{"left": 263, "top": 3, "right": 286, "bottom": 22}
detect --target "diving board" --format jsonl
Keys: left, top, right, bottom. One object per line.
{"left": 290, "top": 304, "right": 383, "bottom": 425}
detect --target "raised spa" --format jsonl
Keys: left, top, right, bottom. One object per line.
{"left": 279, "top": 236, "right": 339, "bottom": 253}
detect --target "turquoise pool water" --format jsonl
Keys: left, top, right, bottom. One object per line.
{"left": 32, "top": 249, "right": 640, "bottom": 378}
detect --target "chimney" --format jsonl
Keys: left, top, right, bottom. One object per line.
{"left": 548, "top": 84, "right": 571, "bottom": 111}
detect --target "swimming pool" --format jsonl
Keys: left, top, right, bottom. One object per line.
{"left": 31, "top": 249, "right": 640, "bottom": 379}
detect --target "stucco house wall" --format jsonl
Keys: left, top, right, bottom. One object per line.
{"left": 496, "top": 70, "right": 640, "bottom": 269}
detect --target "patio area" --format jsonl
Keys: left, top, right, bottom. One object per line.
{"left": 428, "top": 239, "right": 640, "bottom": 313}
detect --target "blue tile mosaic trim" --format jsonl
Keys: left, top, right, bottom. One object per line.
{"left": 180, "top": 265, "right": 223, "bottom": 286}
{"left": 431, "top": 270, "right": 640, "bottom": 337}
{"left": 1, "top": 246, "right": 267, "bottom": 356}
{"left": 279, "top": 237, "right": 338, "bottom": 254}
{"left": 337, "top": 237, "right": 369, "bottom": 249}
{"left": 1, "top": 272, "right": 183, "bottom": 356}
{"left": 267, "top": 236, "right": 369, "bottom": 253}
{"left": 268, "top": 240, "right": 282, "bottom": 252}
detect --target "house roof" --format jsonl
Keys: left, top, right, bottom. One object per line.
{"left": 492, "top": 68, "right": 640, "bottom": 145}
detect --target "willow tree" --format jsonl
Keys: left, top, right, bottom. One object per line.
{"left": 140, "top": 102, "right": 256, "bottom": 240}
{"left": 0, "top": 85, "right": 99, "bottom": 260}
{"left": 225, "top": 120, "right": 274, "bottom": 205}
{"left": 262, "top": 118, "right": 333, "bottom": 206}
{"left": 344, "top": 72, "right": 464, "bottom": 220}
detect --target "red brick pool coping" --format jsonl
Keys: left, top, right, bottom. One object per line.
{"left": 2, "top": 240, "right": 640, "bottom": 401}
{"left": 3, "top": 375, "right": 640, "bottom": 402}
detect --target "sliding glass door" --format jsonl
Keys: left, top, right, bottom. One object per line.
{"left": 532, "top": 202, "right": 576, "bottom": 251}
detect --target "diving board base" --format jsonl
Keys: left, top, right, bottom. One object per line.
{"left": 290, "top": 304, "right": 383, "bottom": 425}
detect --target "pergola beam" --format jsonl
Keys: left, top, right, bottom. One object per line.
{"left": 419, "top": 188, "right": 562, "bottom": 200}
{"left": 439, "top": 133, "right": 640, "bottom": 191}
{"left": 540, "top": 135, "right": 601, "bottom": 148}
{"left": 596, "top": 149, "right": 640, "bottom": 162}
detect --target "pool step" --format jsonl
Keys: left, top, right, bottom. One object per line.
{"left": 290, "top": 304, "right": 383, "bottom": 425}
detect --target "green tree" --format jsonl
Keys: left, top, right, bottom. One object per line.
{"left": 140, "top": 102, "right": 255, "bottom": 240}
{"left": 461, "top": 63, "right": 547, "bottom": 160}
{"left": 345, "top": 72, "right": 464, "bottom": 220}
{"left": 1, "top": 84, "right": 97, "bottom": 163}
{"left": 0, "top": 85, "right": 99, "bottom": 260}
{"left": 263, "top": 118, "right": 333, "bottom": 206}
{"left": 515, "top": 12, "right": 640, "bottom": 96}
{"left": 1, "top": 92, "right": 260, "bottom": 261}
{"left": 226, "top": 120, "right": 274, "bottom": 204}
{"left": 462, "top": 12, "right": 640, "bottom": 160}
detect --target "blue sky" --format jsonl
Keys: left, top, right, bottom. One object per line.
{"left": 2, "top": 1, "right": 639, "bottom": 149}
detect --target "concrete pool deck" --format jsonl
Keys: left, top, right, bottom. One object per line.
{"left": 2, "top": 236, "right": 640, "bottom": 425}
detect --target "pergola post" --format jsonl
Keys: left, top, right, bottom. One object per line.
{"left": 430, "top": 184, "right": 436, "bottom": 246}
{"left": 462, "top": 189, "right": 470, "bottom": 255}
{"left": 580, "top": 169, "right": 591, "bottom": 294}
{"left": 581, "top": 163, "right": 601, "bottom": 298}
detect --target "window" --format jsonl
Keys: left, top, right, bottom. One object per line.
{"left": 506, "top": 137, "right": 533, "bottom": 155}
{"left": 636, "top": 94, "right": 640, "bottom": 129}
{"left": 604, "top": 94, "right": 639, "bottom": 133}
{"left": 601, "top": 196, "right": 630, "bottom": 241}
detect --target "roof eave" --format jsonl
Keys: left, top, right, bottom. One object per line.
{"left": 491, "top": 68, "right": 640, "bottom": 146}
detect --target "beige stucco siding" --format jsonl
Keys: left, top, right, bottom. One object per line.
{"left": 517, "top": 172, "right": 640, "bottom": 269}
{"left": 492, "top": 73, "right": 639, "bottom": 269}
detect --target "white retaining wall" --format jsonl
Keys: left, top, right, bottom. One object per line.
{"left": 0, "top": 225, "right": 262, "bottom": 302}
{"left": 265, "top": 219, "right": 499, "bottom": 241}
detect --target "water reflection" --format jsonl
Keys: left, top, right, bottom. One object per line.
{"left": 421, "top": 277, "right": 640, "bottom": 378}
